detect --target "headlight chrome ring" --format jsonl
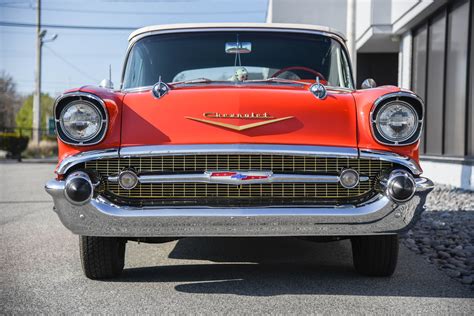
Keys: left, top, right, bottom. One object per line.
{"left": 370, "top": 92, "right": 424, "bottom": 146}
{"left": 54, "top": 92, "right": 108, "bottom": 146}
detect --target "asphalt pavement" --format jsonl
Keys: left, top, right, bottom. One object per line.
{"left": 1, "top": 162, "right": 473, "bottom": 314}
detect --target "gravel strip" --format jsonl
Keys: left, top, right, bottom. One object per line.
{"left": 401, "top": 185, "right": 474, "bottom": 290}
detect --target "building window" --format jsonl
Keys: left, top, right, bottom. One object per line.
{"left": 444, "top": 0, "right": 470, "bottom": 157}
{"left": 468, "top": 0, "right": 474, "bottom": 157}
{"left": 412, "top": 25, "right": 428, "bottom": 154}
{"left": 425, "top": 11, "right": 446, "bottom": 156}
{"left": 411, "top": 0, "right": 472, "bottom": 159}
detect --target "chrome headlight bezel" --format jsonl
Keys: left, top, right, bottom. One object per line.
{"left": 370, "top": 92, "right": 424, "bottom": 146}
{"left": 54, "top": 92, "right": 108, "bottom": 146}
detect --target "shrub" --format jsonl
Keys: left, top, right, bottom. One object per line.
{"left": 0, "top": 134, "right": 29, "bottom": 160}
{"left": 23, "top": 140, "right": 58, "bottom": 158}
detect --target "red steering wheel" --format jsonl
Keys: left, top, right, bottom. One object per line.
{"left": 271, "top": 66, "right": 326, "bottom": 81}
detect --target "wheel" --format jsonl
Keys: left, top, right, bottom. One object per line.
{"left": 79, "top": 236, "right": 126, "bottom": 279}
{"left": 351, "top": 234, "right": 399, "bottom": 277}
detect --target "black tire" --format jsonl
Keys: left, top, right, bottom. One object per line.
{"left": 351, "top": 234, "right": 399, "bottom": 277}
{"left": 79, "top": 236, "right": 126, "bottom": 279}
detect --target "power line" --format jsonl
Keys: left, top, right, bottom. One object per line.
{"left": 43, "top": 45, "right": 99, "bottom": 82}
{"left": 0, "top": 28, "right": 128, "bottom": 35}
{"left": 0, "top": 21, "right": 137, "bottom": 31}
{"left": 0, "top": 3, "right": 262, "bottom": 15}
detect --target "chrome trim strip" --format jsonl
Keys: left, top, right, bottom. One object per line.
{"left": 369, "top": 91, "right": 425, "bottom": 147}
{"left": 53, "top": 92, "right": 109, "bottom": 146}
{"left": 56, "top": 148, "right": 119, "bottom": 175}
{"left": 107, "top": 172, "right": 371, "bottom": 185}
{"left": 129, "top": 24, "right": 347, "bottom": 42}
{"left": 44, "top": 177, "right": 434, "bottom": 236}
{"left": 122, "top": 84, "right": 355, "bottom": 94}
{"left": 359, "top": 148, "right": 422, "bottom": 175}
{"left": 55, "top": 145, "right": 424, "bottom": 176}
{"left": 119, "top": 144, "right": 359, "bottom": 158}
{"left": 128, "top": 27, "right": 346, "bottom": 51}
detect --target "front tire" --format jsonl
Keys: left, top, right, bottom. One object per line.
{"left": 79, "top": 236, "right": 126, "bottom": 279}
{"left": 351, "top": 234, "right": 398, "bottom": 277}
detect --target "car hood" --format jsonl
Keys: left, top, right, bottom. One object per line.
{"left": 120, "top": 86, "right": 357, "bottom": 148}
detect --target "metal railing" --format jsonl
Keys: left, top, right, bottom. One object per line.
{"left": 0, "top": 126, "right": 55, "bottom": 139}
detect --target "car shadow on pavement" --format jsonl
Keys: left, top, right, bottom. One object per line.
{"left": 117, "top": 237, "right": 474, "bottom": 298}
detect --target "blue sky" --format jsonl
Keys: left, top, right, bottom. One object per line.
{"left": 0, "top": 0, "right": 268, "bottom": 96}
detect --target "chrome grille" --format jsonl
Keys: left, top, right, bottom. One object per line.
{"left": 85, "top": 155, "right": 392, "bottom": 202}
{"left": 105, "top": 182, "right": 373, "bottom": 199}
{"left": 86, "top": 155, "right": 390, "bottom": 175}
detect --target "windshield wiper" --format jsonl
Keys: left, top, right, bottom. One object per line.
{"left": 169, "top": 77, "right": 309, "bottom": 87}
{"left": 169, "top": 78, "right": 214, "bottom": 86}
{"left": 244, "top": 78, "right": 309, "bottom": 86}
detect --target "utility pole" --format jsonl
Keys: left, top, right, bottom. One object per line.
{"left": 32, "top": 0, "right": 41, "bottom": 145}
{"left": 32, "top": 0, "right": 57, "bottom": 145}
{"left": 346, "top": 0, "right": 357, "bottom": 82}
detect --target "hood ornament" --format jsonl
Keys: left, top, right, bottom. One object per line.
{"left": 309, "top": 76, "right": 327, "bottom": 100}
{"left": 152, "top": 76, "right": 170, "bottom": 99}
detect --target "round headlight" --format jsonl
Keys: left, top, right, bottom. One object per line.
{"left": 60, "top": 100, "right": 102, "bottom": 141}
{"left": 375, "top": 101, "right": 418, "bottom": 143}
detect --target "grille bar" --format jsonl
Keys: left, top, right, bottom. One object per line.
{"left": 107, "top": 172, "right": 360, "bottom": 185}
{"left": 86, "top": 155, "right": 390, "bottom": 175}
{"left": 85, "top": 154, "right": 392, "bottom": 202}
{"left": 106, "top": 182, "right": 374, "bottom": 199}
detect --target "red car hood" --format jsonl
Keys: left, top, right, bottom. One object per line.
{"left": 121, "top": 86, "right": 357, "bottom": 148}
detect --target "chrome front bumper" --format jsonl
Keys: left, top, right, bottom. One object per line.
{"left": 45, "top": 177, "right": 433, "bottom": 237}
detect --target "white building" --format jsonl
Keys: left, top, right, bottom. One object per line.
{"left": 267, "top": 0, "right": 473, "bottom": 190}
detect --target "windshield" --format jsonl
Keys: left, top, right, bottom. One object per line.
{"left": 122, "top": 31, "right": 354, "bottom": 89}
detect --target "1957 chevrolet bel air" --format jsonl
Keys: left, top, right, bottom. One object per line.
{"left": 45, "top": 23, "right": 434, "bottom": 279}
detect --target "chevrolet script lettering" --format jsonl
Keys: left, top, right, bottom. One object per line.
{"left": 204, "top": 112, "right": 274, "bottom": 119}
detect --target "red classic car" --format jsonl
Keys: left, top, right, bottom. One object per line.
{"left": 45, "top": 23, "right": 433, "bottom": 279}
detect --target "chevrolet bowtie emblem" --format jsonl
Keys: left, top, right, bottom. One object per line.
{"left": 185, "top": 114, "right": 294, "bottom": 131}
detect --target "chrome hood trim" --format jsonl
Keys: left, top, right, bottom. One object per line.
{"left": 119, "top": 144, "right": 358, "bottom": 158}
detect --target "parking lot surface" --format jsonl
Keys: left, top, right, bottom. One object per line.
{"left": 1, "top": 163, "right": 473, "bottom": 314}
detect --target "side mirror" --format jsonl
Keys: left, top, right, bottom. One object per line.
{"left": 361, "top": 78, "right": 377, "bottom": 89}
{"left": 99, "top": 79, "right": 114, "bottom": 89}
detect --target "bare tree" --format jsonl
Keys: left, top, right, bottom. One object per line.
{"left": 0, "top": 72, "right": 22, "bottom": 129}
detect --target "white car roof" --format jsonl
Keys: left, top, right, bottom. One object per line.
{"left": 128, "top": 23, "right": 346, "bottom": 43}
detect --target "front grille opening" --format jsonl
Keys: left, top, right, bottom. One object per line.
{"left": 84, "top": 154, "right": 392, "bottom": 206}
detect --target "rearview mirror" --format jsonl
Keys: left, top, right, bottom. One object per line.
{"left": 225, "top": 42, "right": 252, "bottom": 54}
